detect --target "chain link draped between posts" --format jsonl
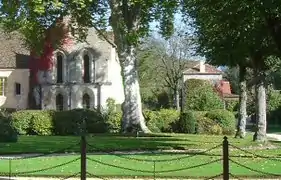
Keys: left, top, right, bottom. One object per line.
{"left": 1, "top": 135, "right": 281, "bottom": 180}
{"left": 86, "top": 142, "right": 222, "bottom": 162}
{"left": 0, "top": 142, "right": 80, "bottom": 160}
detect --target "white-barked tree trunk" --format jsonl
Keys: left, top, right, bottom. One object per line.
{"left": 109, "top": 0, "right": 150, "bottom": 133}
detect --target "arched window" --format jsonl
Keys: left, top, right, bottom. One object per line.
{"left": 83, "top": 54, "right": 90, "bottom": 83}
{"left": 82, "top": 93, "right": 90, "bottom": 109}
{"left": 57, "top": 54, "right": 63, "bottom": 83}
{"left": 56, "top": 93, "right": 64, "bottom": 111}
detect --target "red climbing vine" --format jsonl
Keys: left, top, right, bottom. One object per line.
{"left": 29, "top": 17, "right": 73, "bottom": 84}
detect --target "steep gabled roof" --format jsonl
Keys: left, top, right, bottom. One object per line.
{"left": 0, "top": 30, "right": 30, "bottom": 69}
{"left": 183, "top": 60, "right": 222, "bottom": 74}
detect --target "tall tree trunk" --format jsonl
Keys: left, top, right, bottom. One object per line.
{"left": 109, "top": 0, "right": 150, "bottom": 133}
{"left": 120, "top": 46, "right": 151, "bottom": 133}
{"left": 235, "top": 66, "right": 247, "bottom": 138}
{"left": 253, "top": 71, "right": 267, "bottom": 142}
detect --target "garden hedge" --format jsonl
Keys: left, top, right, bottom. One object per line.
{"left": 205, "top": 109, "right": 236, "bottom": 135}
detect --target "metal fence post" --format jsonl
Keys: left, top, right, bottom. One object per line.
{"left": 81, "top": 135, "right": 87, "bottom": 180}
{"left": 223, "top": 136, "right": 229, "bottom": 180}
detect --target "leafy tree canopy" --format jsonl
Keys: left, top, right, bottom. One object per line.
{"left": 0, "top": 0, "right": 179, "bottom": 54}
{"left": 181, "top": 0, "right": 280, "bottom": 69}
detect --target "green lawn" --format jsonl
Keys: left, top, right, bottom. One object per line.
{"left": 0, "top": 153, "right": 281, "bottom": 178}
{"left": 0, "top": 134, "right": 280, "bottom": 178}
{"left": 0, "top": 133, "right": 280, "bottom": 154}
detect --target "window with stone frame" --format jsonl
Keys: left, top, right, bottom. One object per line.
{"left": 83, "top": 54, "right": 90, "bottom": 83}
{"left": 15, "top": 83, "right": 21, "bottom": 95}
{"left": 0, "top": 77, "right": 8, "bottom": 96}
{"left": 57, "top": 54, "right": 63, "bottom": 83}
{"left": 82, "top": 93, "right": 90, "bottom": 109}
{"left": 56, "top": 93, "right": 64, "bottom": 111}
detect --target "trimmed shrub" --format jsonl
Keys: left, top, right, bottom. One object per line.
{"left": 11, "top": 110, "right": 39, "bottom": 135}
{"left": 143, "top": 109, "right": 180, "bottom": 133}
{"left": 0, "top": 111, "right": 18, "bottom": 142}
{"left": 184, "top": 79, "right": 224, "bottom": 111}
{"left": 158, "top": 109, "right": 180, "bottom": 132}
{"left": 178, "top": 111, "right": 196, "bottom": 134}
{"left": 267, "top": 90, "right": 281, "bottom": 125}
{"left": 205, "top": 109, "right": 236, "bottom": 135}
{"left": 144, "top": 110, "right": 162, "bottom": 133}
{"left": 104, "top": 98, "right": 122, "bottom": 133}
{"left": 196, "top": 116, "right": 222, "bottom": 135}
{"left": 53, "top": 109, "right": 107, "bottom": 135}
{"left": 225, "top": 100, "right": 239, "bottom": 112}
{"left": 30, "top": 111, "right": 54, "bottom": 135}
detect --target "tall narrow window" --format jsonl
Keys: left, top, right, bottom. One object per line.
{"left": 83, "top": 54, "right": 90, "bottom": 83}
{"left": 57, "top": 54, "right": 63, "bottom": 83}
{"left": 82, "top": 93, "right": 90, "bottom": 109}
{"left": 15, "top": 83, "right": 21, "bottom": 95}
{"left": 56, "top": 93, "right": 64, "bottom": 111}
{"left": 0, "top": 77, "right": 8, "bottom": 96}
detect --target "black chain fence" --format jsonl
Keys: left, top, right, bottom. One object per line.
{"left": 0, "top": 136, "right": 280, "bottom": 180}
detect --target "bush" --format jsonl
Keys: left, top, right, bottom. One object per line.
{"left": 144, "top": 109, "right": 180, "bottom": 133}
{"left": 225, "top": 100, "right": 239, "bottom": 112}
{"left": 205, "top": 109, "right": 236, "bottom": 135}
{"left": 30, "top": 111, "right": 54, "bottom": 135}
{"left": 0, "top": 111, "right": 18, "bottom": 142}
{"left": 184, "top": 79, "right": 224, "bottom": 111}
{"left": 104, "top": 98, "right": 122, "bottom": 133}
{"left": 11, "top": 110, "right": 54, "bottom": 136}
{"left": 196, "top": 116, "right": 222, "bottom": 135}
{"left": 267, "top": 90, "right": 281, "bottom": 125}
{"left": 11, "top": 110, "right": 39, "bottom": 135}
{"left": 178, "top": 111, "right": 196, "bottom": 134}
{"left": 53, "top": 109, "right": 107, "bottom": 135}
{"left": 144, "top": 110, "right": 162, "bottom": 133}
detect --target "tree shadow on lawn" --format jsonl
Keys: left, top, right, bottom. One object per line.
{"left": 0, "top": 137, "right": 214, "bottom": 155}
{"left": 0, "top": 134, "right": 227, "bottom": 155}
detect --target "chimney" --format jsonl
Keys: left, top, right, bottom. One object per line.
{"left": 199, "top": 61, "right": 205, "bottom": 72}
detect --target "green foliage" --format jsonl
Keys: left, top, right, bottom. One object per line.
{"left": 144, "top": 110, "right": 162, "bottom": 133}
{"left": 11, "top": 110, "right": 54, "bottom": 135}
{"left": 205, "top": 109, "right": 236, "bottom": 135}
{"left": 11, "top": 109, "right": 107, "bottom": 136}
{"left": 267, "top": 90, "right": 281, "bottom": 125}
{"left": 144, "top": 109, "right": 180, "bottom": 133}
{"left": 0, "top": 111, "right": 18, "bottom": 142}
{"left": 104, "top": 98, "right": 122, "bottom": 133}
{"left": 30, "top": 111, "right": 54, "bottom": 135}
{"left": 0, "top": 0, "right": 107, "bottom": 54}
{"left": 225, "top": 100, "right": 239, "bottom": 112}
{"left": 53, "top": 109, "right": 106, "bottom": 135}
{"left": 11, "top": 110, "right": 37, "bottom": 135}
{"left": 196, "top": 116, "right": 222, "bottom": 135}
{"left": 178, "top": 111, "right": 196, "bottom": 134}
{"left": 184, "top": 79, "right": 224, "bottom": 111}
{"left": 267, "top": 90, "right": 281, "bottom": 112}
{"left": 156, "top": 91, "right": 171, "bottom": 109}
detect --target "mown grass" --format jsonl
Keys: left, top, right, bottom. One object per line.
{"left": 0, "top": 133, "right": 280, "bottom": 155}
{"left": 0, "top": 133, "right": 280, "bottom": 178}
{"left": 0, "top": 152, "right": 280, "bottom": 178}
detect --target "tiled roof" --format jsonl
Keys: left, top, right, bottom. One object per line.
{"left": 0, "top": 30, "right": 30, "bottom": 68}
{"left": 183, "top": 60, "right": 222, "bottom": 74}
